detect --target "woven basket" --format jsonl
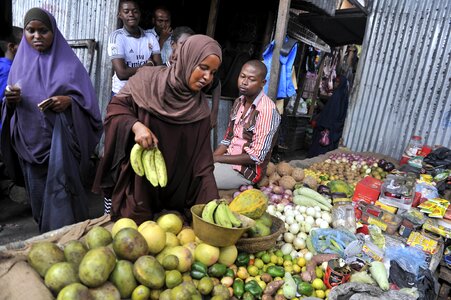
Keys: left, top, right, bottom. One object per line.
{"left": 235, "top": 216, "right": 285, "bottom": 253}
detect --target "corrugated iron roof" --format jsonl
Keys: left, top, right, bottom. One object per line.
{"left": 343, "top": 0, "right": 451, "bottom": 159}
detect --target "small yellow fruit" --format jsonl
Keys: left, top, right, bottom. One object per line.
{"left": 157, "top": 213, "right": 183, "bottom": 235}
{"left": 138, "top": 220, "right": 155, "bottom": 232}
{"left": 131, "top": 285, "right": 150, "bottom": 300}
{"left": 194, "top": 243, "right": 220, "bottom": 266}
{"left": 177, "top": 228, "right": 196, "bottom": 245}
{"left": 139, "top": 222, "right": 166, "bottom": 254}
{"left": 312, "top": 278, "right": 326, "bottom": 291}
{"left": 165, "top": 232, "right": 180, "bottom": 247}
{"left": 315, "top": 290, "right": 326, "bottom": 299}
{"left": 112, "top": 218, "right": 138, "bottom": 238}
{"left": 297, "top": 257, "right": 306, "bottom": 268}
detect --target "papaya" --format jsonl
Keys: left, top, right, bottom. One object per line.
{"left": 228, "top": 189, "right": 268, "bottom": 219}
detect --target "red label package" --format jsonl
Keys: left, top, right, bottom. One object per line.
{"left": 352, "top": 176, "right": 383, "bottom": 219}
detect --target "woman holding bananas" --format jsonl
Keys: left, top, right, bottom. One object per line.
{"left": 93, "top": 35, "right": 221, "bottom": 224}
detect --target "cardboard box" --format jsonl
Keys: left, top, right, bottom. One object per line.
{"left": 352, "top": 176, "right": 383, "bottom": 205}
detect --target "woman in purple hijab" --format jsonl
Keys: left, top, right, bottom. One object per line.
{"left": 1, "top": 8, "right": 103, "bottom": 232}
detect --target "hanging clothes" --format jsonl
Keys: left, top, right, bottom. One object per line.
{"left": 262, "top": 36, "right": 298, "bottom": 98}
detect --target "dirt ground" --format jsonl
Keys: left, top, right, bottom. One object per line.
{"left": 0, "top": 191, "right": 105, "bottom": 246}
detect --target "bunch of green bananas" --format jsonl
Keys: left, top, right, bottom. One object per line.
{"left": 201, "top": 200, "right": 242, "bottom": 228}
{"left": 130, "top": 143, "right": 167, "bottom": 187}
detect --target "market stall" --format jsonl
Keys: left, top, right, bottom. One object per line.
{"left": 0, "top": 147, "right": 449, "bottom": 300}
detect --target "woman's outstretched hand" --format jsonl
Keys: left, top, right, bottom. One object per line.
{"left": 132, "top": 121, "right": 159, "bottom": 149}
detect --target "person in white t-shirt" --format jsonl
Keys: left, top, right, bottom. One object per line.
{"left": 146, "top": 6, "right": 172, "bottom": 65}
{"left": 108, "top": 0, "right": 162, "bottom": 95}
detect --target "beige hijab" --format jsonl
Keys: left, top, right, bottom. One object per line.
{"left": 117, "top": 35, "right": 222, "bottom": 124}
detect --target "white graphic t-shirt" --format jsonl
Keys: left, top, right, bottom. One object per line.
{"left": 108, "top": 27, "right": 160, "bottom": 93}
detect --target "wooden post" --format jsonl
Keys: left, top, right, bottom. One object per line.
{"left": 267, "top": 0, "right": 291, "bottom": 100}
{"left": 206, "top": 0, "right": 220, "bottom": 37}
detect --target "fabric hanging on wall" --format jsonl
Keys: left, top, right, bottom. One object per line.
{"left": 262, "top": 36, "right": 298, "bottom": 99}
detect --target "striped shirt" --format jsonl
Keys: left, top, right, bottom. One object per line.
{"left": 221, "top": 91, "right": 281, "bottom": 182}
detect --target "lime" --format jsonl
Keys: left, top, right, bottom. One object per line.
{"left": 297, "top": 257, "right": 306, "bottom": 268}
{"left": 270, "top": 254, "right": 278, "bottom": 264}
{"left": 131, "top": 285, "right": 151, "bottom": 300}
{"left": 315, "top": 267, "right": 324, "bottom": 279}
{"left": 316, "top": 290, "right": 326, "bottom": 299}
{"left": 283, "top": 260, "right": 293, "bottom": 268}
{"left": 277, "top": 257, "right": 284, "bottom": 265}
{"left": 275, "top": 249, "right": 284, "bottom": 257}
{"left": 254, "top": 258, "right": 264, "bottom": 269}
{"left": 255, "top": 251, "right": 266, "bottom": 258}
{"left": 283, "top": 254, "right": 292, "bottom": 262}
{"left": 312, "top": 278, "right": 326, "bottom": 290}
{"left": 261, "top": 253, "right": 271, "bottom": 264}
{"left": 247, "top": 265, "right": 259, "bottom": 277}
{"left": 165, "top": 270, "right": 183, "bottom": 288}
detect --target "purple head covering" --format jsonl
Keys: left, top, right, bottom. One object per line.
{"left": 4, "top": 8, "right": 102, "bottom": 174}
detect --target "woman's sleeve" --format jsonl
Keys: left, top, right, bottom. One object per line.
{"left": 92, "top": 95, "right": 139, "bottom": 194}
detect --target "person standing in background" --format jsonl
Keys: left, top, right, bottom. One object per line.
{"left": 0, "top": 26, "right": 23, "bottom": 122}
{"left": 108, "top": 0, "right": 162, "bottom": 96}
{"left": 147, "top": 6, "right": 172, "bottom": 66}
{"left": 0, "top": 26, "right": 28, "bottom": 206}
{"left": 307, "top": 74, "right": 349, "bottom": 158}
{"left": 2, "top": 8, "right": 103, "bottom": 232}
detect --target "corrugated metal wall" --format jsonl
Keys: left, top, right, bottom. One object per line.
{"left": 343, "top": 0, "right": 451, "bottom": 159}
{"left": 12, "top": 0, "right": 119, "bottom": 116}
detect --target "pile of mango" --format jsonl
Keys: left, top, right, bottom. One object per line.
{"left": 26, "top": 214, "right": 331, "bottom": 300}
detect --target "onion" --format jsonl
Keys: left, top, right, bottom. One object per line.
{"left": 284, "top": 232, "right": 295, "bottom": 243}
{"left": 233, "top": 191, "right": 241, "bottom": 198}
{"left": 306, "top": 207, "right": 316, "bottom": 216}
{"left": 247, "top": 185, "right": 254, "bottom": 190}
{"left": 283, "top": 193, "right": 291, "bottom": 200}
{"left": 262, "top": 190, "right": 272, "bottom": 196}
{"left": 281, "top": 243, "right": 293, "bottom": 255}
{"left": 293, "top": 237, "right": 306, "bottom": 250}
{"left": 304, "top": 252, "right": 313, "bottom": 261}
{"left": 320, "top": 221, "right": 330, "bottom": 229}
{"left": 285, "top": 215, "right": 295, "bottom": 225}
{"left": 272, "top": 186, "right": 283, "bottom": 195}
{"left": 280, "top": 198, "right": 291, "bottom": 205}
{"left": 289, "top": 223, "right": 300, "bottom": 234}
{"left": 239, "top": 185, "right": 248, "bottom": 192}
{"left": 295, "top": 214, "right": 305, "bottom": 223}
{"left": 305, "top": 216, "right": 315, "bottom": 225}
{"left": 284, "top": 189, "right": 293, "bottom": 196}
{"left": 271, "top": 194, "right": 283, "bottom": 203}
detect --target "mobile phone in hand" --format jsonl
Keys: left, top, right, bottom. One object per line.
{"left": 37, "top": 98, "right": 54, "bottom": 111}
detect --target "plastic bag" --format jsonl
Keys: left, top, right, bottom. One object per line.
{"left": 350, "top": 271, "right": 376, "bottom": 285}
{"left": 369, "top": 261, "right": 389, "bottom": 291}
{"left": 385, "top": 246, "right": 427, "bottom": 276}
{"left": 310, "top": 228, "right": 356, "bottom": 256}
{"left": 319, "top": 129, "right": 330, "bottom": 146}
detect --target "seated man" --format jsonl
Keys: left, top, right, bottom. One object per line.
{"left": 213, "top": 60, "right": 281, "bottom": 189}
